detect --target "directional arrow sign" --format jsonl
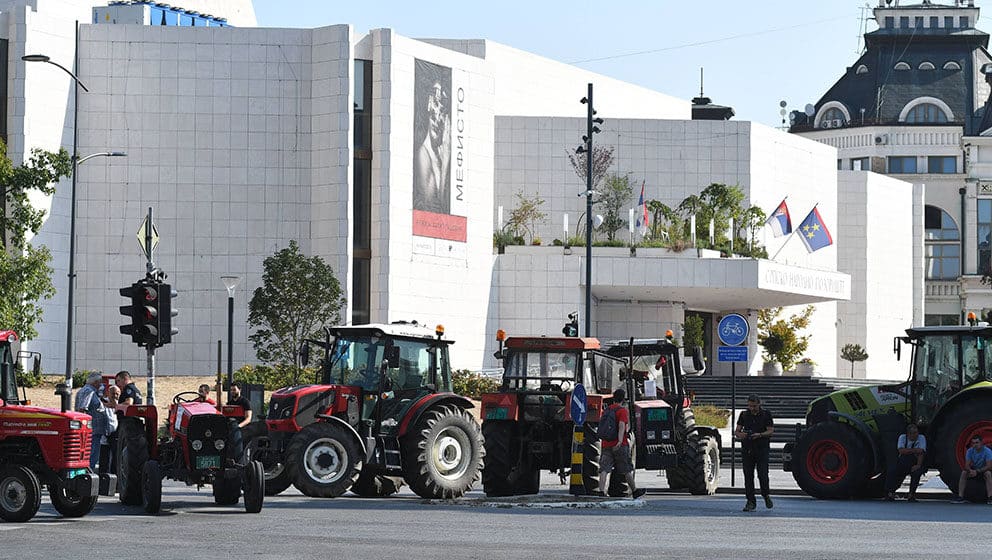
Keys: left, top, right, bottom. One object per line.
{"left": 136, "top": 216, "right": 160, "bottom": 258}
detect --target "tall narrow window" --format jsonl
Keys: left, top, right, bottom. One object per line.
{"left": 353, "top": 59, "right": 373, "bottom": 325}
{"left": 925, "top": 205, "right": 959, "bottom": 280}
{"left": 979, "top": 200, "right": 992, "bottom": 276}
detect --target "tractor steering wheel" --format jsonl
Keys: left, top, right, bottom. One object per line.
{"left": 173, "top": 391, "right": 202, "bottom": 404}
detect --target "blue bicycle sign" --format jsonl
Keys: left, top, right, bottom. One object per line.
{"left": 717, "top": 314, "right": 749, "bottom": 346}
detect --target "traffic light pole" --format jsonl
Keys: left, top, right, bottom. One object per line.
{"left": 144, "top": 206, "right": 156, "bottom": 406}
{"left": 584, "top": 83, "right": 593, "bottom": 338}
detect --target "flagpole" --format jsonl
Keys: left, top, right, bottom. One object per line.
{"left": 771, "top": 230, "right": 795, "bottom": 261}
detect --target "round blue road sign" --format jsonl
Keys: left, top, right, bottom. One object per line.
{"left": 717, "top": 313, "right": 749, "bottom": 346}
{"left": 571, "top": 383, "right": 587, "bottom": 425}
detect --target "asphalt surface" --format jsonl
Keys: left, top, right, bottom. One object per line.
{"left": 5, "top": 471, "right": 991, "bottom": 560}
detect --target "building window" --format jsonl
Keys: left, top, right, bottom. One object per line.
{"left": 944, "top": 61, "right": 961, "bottom": 71}
{"left": 979, "top": 199, "right": 992, "bottom": 275}
{"left": 888, "top": 156, "right": 918, "bottom": 173}
{"left": 961, "top": 16, "right": 970, "bottom": 28}
{"left": 353, "top": 59, "right": 373, "bottom": 325}
{"left": 925, "top": 314, "right": 960, "bottom": 326}
{"left": 851, "top": 157, "right": 870, "bottom": 170}
{"left": 904, "top": 103, "right": 949, "bottom": 123}
{"left": 837, "top": 159, "right": 843, "bottom": 170}
{"left": 930, "top": 16, "right": 939, "bottom": 28}
{"left": 915, "top": 16, "right": 924, "bottom": 28}
{"left": 945, "top": 16, "right": 955, "bottom": 28}
{"left": 927, "top": 156, "right": 957, "bottom": 174}
{"left": 900, "top": 16, "right": 909, "bottom": 28}
{"left": 925, "top": 205, "right": 960, "bottom": 280}
{"left": 894, "top": 61, "right": 911, "bottom": 71}
{"left": 819, "top": 107, "right": 846, "bottom": 128}
{"left": 885, "top": 16, "right": 894, "bottom": 28}
{"left": 919, "top": 61, "right": 935, "bottom": 71}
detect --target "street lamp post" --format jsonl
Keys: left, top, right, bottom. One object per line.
{"left": 221, "top": 276, "right": 241, "bottom": 402}
{"left": 577, "top": 84, "right": 603, "bottom": 337}
{"left": 23, "top": 42, "right": 126, "bottom": 389}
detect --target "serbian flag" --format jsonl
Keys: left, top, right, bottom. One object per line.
{"left": 635, "top": 181, "right": 649, "bottom": 236}
{"left": 765, "top": 199, "right": 792, "bottom": 237}
{"left": 797, "top": 206, "right": 834, "bottom": 253}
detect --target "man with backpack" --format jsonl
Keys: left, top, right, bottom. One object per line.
{"left": 596, "top": 388, "right": 646, "bottom": 499}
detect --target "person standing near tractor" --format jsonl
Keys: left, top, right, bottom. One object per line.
{"left": 953, "top": 434, "right": 992, "bottom": 504}
{"left": 75, "top": 372, "right": 112, "bottom": 470}
{"left": 884, "top": 423, "right": 926, "bottom": 502}
{"left": 596, "top": 388, "right": 646, "bottom": 499}
{"left": 115, "top": 370, "right": 143, "bottom": 405}
{"left": 228, "top": 382, "right": 253, "bottom": 428}
{"left": 735, "top": 394, "right": 774, "bottom": 512}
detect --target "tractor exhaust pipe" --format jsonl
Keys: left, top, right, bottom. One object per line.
{"left": 54, "top": 382, "right": 71, "bottom": 413}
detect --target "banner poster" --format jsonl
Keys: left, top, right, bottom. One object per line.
{"left": 412, "top": 58, "right": 468, "bottom": 246}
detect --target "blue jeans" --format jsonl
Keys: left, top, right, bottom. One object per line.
{"left": 90, "top": 434, "right": 103, "bottom": 470}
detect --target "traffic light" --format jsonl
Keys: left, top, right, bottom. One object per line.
{"left": 562, "top": 312, "right": 579, "bottom": 337}
{"left": 157, "top": 284, "right": 179, "bottom": 346}
{"left": 119, "top": 282, "right": 144, "bottom": 344}
{"left": 140, "top": 282, "right": 161, "bottom": 346}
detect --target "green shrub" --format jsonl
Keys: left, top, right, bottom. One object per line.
{"left": 73, "top": 369, "right": 100, "bottom": 388}
{"left": 235, "top": 364, "right": 317, "bottom": 391}
{"left": 452, "top": 369, "right": 500, "bottom": 398}
{"left": 15, "top": 363, "right": 44, "bottom": 388}
{"left": 692, "top": 404, "right": 730, "bottom": 428}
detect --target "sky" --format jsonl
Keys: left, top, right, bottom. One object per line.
{"left": 248, "top": 0, "right": 925, "bottom": 128}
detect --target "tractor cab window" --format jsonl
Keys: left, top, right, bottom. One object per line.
{"left": 329, "top": 336, "right": 388, "bottom": 392}
{"left": 388, "top": 339, "right": 434, "bottom": 392}
{"left": 592, "top": 353, "right": 621, "bottom": 393}
{"left": 503, "top": 351, "right": 578, "bottom": 391}
{"left": 961, "top": 335, "right": 992, "bottom": 386}
{"left": 627, "top": 348, "right": 681, "bottom": 397}
{"left": 913, "top": 334, "right": 961, "bottom": 423}
{"left": 435, "top": 344, "right": 452, "bottom": 391}
{"left": 0, "top": 342, "right": 16, "bottom": 402}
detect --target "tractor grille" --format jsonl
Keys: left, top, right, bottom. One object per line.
{"left": 521, "top": 393, "right": 566, "bottom": 423}
{"left": 64, "top": 432, "right": 85, "bottom": 462}
{"left": 187, "top": 415, "right": 232, "bottom": 465}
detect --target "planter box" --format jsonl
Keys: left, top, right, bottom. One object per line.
{"left": 762, "top": 361, "right": 783, "bottom": 376}
{"left": 794, "top": 363, "right": 815, "bottom": 376}
{"left": 697, "top": 248, "right": 721, "bottom": 259}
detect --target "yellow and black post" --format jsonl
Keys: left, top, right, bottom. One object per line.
{"left": 569, "top": 424, "right": 585, "bottom": 495}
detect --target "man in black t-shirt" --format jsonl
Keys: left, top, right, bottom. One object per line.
{"left": 227, "top": 382, "right": 253, "bottom": 428}
{"left": 115, "top": 370, "right": 143, "bottom": 405}
{"left": 735, "top": 394, "right": 774, "bottom": 512}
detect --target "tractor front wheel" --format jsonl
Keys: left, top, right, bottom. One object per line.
{"left": 934, "top": 397, "right": 992, "bottom": 502}
{"left": 141, "top": 460, "right": 163, "bottom": 514}
{"left": 243, "top": 460, "right": 264, "bottom": 513}
{"left": 793, "top": 421, "right": 869, "bottom": 499}
{"left": 683, "top": 435, "right": 720, "bottom": 495}
{"left": 287, "top": 422, "right": 362, "bottom": 498}
{"left": 244, "top": 424, "right": 292, "bottom": 496}
{"left": 581, "top": 422, "right": 601, "bottom": 495}
{"left": 402, "top": 405, "right": 484, "bottom": 499}
{"left": 49, "top": 484, "right": 98, "bottom": 518}
{"left": 116, "top": 417, "right": 148, "bottom": 506}
{"left": 0, "top": 465, "right": 41, "bottom": 522}
{"left": 212, "top": 474, "right": 241, "bottom": 505}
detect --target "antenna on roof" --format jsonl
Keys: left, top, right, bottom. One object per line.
{"left": 699, "top": 67, "right": 704, "bottom": 98}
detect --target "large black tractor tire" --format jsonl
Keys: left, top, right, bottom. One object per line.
{"left": 243, "top": 460, "right": 265, "bottom": 513}
{"left": 49, "top": 484, "right": 98, "bottom": 518}
{"left": 141, "top": 460, "right": 163, "bottom": 514}
{"left": 933, "top": 397, "right": 992, "bottom": 502}
{"left": 683, "top": 435, "right": 720, "bottom": 495}
{"left": 853, "top": 474, "right": 888, "bottom": 500}
{"left": 116, "top": 417, "right": 149, "bottom": 506}
{"left": 482, "top": 421, "right": 518, "bottom": 497}
{"left": 351, "top": 470, "right": 404, "bottom": 498}
{"left": 402, "top": 405, "right": 485, "bottom": 499}
{"left": 286, "top": 422, "right": 363, "bottom": 498}
{"left": 244, "top": 423, "right": 292, "bottom": 496}
{"left": 581, "top": 422, "right": 601, "bottom": 495}
{"left": 793, "top": 421, "right": 870, "bottom": 499}
{"left": 516, "top": 468, "right": 541, "bottom": 495}
{"left": 212, "top": 474, "right": 241, "bottom": 505}
{"left": 666, "top": 408, "right": 697, "bottom": 490}
{"left": 0, "top": 465, "right": 42, "bottom": 522}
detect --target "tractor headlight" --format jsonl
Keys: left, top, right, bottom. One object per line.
{"left": 69, "top": 420, "right": 82, "bottom": 430}
{"left": 661, "top": 431, "right": 671, "bottom": 440}
{"left": 191, "top": 439, "right": 203, "bottom": 451}
{"left": 214, "top": 439, "right": 225, "bottom": 451}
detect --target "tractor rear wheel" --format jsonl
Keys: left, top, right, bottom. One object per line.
{"left": 287, "top": 422, "right": 362, "bottom": 498}
{"left": 402, "top": 405, "right": 484, "bottom": 499}
{"left": 581, "top": 422, "right": 601, "bottom": 495}
{"left": 116, "top": 417, "right": 148, "bottom": 506}
{"left": 49, "top": 484, "right": 97, "bottom": 518}
{"left": 793, "top": 421, "right": 869, "bottom": 499}
{"left": 243, "top": 460, "right": 264, "bottom": 513}
{"left": 244, "top": 423, "right": 292, "bottom": 496}
{"left": 666, "top": 408, "right": 697, "bottom": 490}
{"left": 141, "top": 460, "right": 163, "bottom": 514}
{"left": 934, "top": 396, "right": 992, "bottom": 502}
{"left": 516, "top": 467, "right": 541, "bottom": 495}
{"left": 683, "top": 435, "right": 720, "bottom": 495}
{"left": 351, "top": 470, "right": 403, "bottom": 498}
{"left": 0, "top": 465, "right": 41, "bottom": 522}
{"left": 482, "top": 421, "right": 518, "bottom": 497}
{"left": 212, "top": 474, "right": 241, "bottom": 505}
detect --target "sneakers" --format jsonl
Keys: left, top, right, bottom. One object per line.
{"left": 631, "top": 488, "right": 646, "bottom": 499}
{"left": 764, "top": 495, "right": 774, "bottom": 509}
{"left": 952, "top": 495, "right": 967, "bottom": 503}
{"left": 742, "top": 500, "right": 756, "bottom": 512}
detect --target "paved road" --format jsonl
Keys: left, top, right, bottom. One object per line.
{"left": 5, "top": 472, "right": 991, "bottom": 560}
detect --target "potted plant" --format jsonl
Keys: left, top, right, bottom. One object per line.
{"left": 795, "top": 357, "right": 816, "bottom": 376}
{"left": 759, "top": 331, "right": 785, "bottom": 376}
{"left": 757, "top": 306, "right": 814, "bottom": 376}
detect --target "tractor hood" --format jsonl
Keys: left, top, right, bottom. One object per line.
{"left": 1, "top": 403, "right": 91, "bottom": 423}
{"left": 805, "top": 384, "right": 908, "bottom": 427}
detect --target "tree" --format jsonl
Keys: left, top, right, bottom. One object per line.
{"left": 506, "top": 190, "right": 547, "bottom": 243}
{"left": 248, "top": 240, "right": 346, "bottom": 383}
{"left": 595, "top": 173, "right": 634, "bottom": 242}
{"left": 840, "top": 343, "right": 869, "bottom": 378}
{"left": 677, "top": 183, "right": 745, "bottom": 247}
{"left": 683, "top": 313, "right": 705, "bottom": 355}
{"left": 757, "top": 306, "right": 815, "bottom": 371}
{"left": 566, "top": 145, "right": 615, "bottom": 191}
{"left": 0, "top": 140, "right": 73, "bottom": 340}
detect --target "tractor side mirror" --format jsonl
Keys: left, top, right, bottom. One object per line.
{"left": 893, "top": 337, "right": 901, "bottom": 361}
{"left": 300, "top": 343, "right": 310, "bottom": 367}
{"left": 32, "top": 356, "right": 41, "bottom": 378}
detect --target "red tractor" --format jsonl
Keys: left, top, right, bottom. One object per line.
{"left": 114, "top": 393, "right": 264, "bottom": 513}
{"left": 244, "top": 321, "right": 484, "bottom": 499}
{"left": 0, "top": 330, "right": 116, "bottom": 521}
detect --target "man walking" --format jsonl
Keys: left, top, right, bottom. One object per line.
{"left": 735, "top": 394, "right": 774, "bottom": 512}
{"left": 75, "top": 372, "right": 111, "bottom": 470}
{"left": 596, "top": 388, "right": 646, "bottom": 499}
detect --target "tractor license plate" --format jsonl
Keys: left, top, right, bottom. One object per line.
{"left": 68, "top": 468, "right": 87, "bottom": 479}
{"left": 195, "top": 455, "right": 221, "bottom": 469}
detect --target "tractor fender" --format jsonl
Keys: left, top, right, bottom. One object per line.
{"left": 828, "top": 410, "right": 881, "bottom": 473}
{"left": 397, "top": 393, "right": 475, "bottom": 438}
{"left": 690, "top": 425, "right": 722, "bottom": 450}
{"left": 932, "top": 383, "right": 992, "bottom": 428}
{"left": 313, "top": 413, "right": 371, "bottom": 462}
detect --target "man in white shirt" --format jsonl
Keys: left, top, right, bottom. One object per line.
{"left": 885, "top": 423, "right": 926, "bottom": 502}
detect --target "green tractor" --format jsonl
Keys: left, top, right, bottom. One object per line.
{"left": 785, "top": 323, "right": 992, "bottom": 501}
